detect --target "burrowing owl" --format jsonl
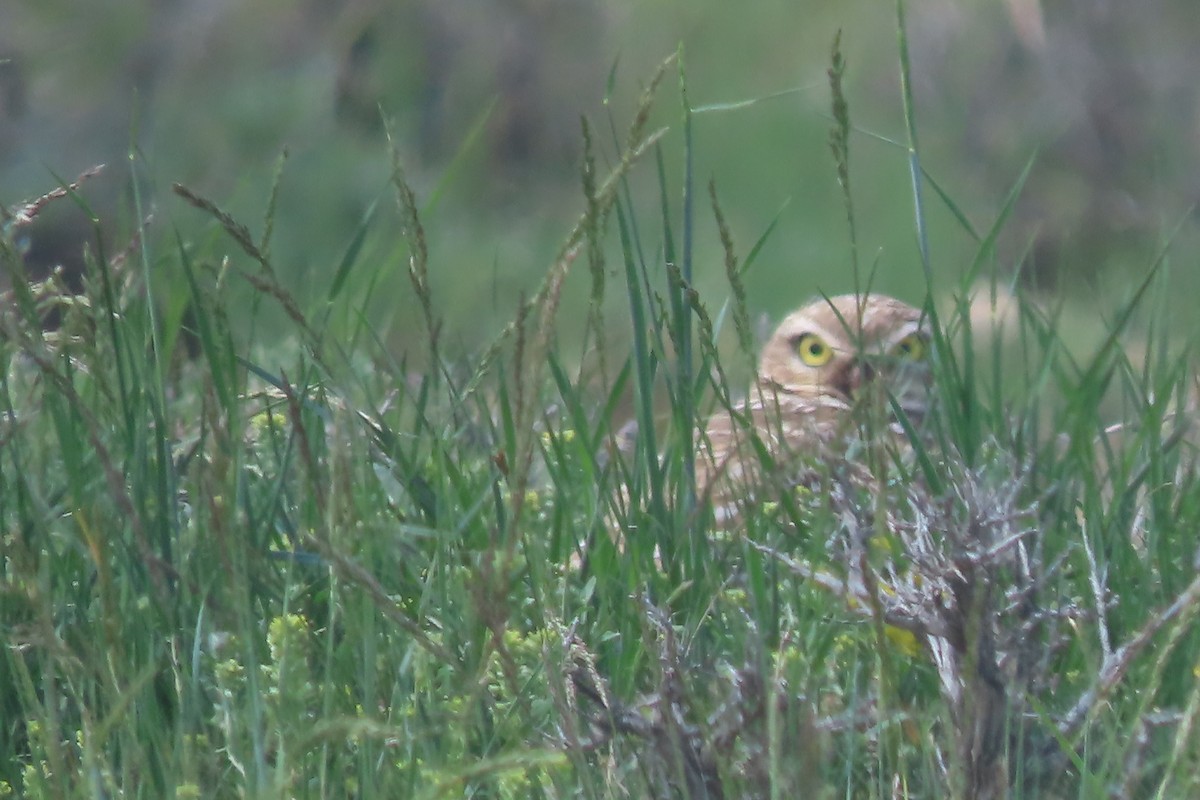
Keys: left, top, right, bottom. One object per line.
{"left": 696, "top": 293, "right": 932, "bottom": 525}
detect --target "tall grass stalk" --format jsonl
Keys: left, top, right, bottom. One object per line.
{"left": 3, "top": 30, "right": 1200, "bottom": 800}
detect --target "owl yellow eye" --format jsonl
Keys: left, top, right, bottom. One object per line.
{"left": 892, "top": 333, "right": 927, "bottom": 361}
{"left": 795, "top": 333, "right": 833, "bottom": 367}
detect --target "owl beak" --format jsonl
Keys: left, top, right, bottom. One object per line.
{"left": 845, "top": 359, "right": 875, "bottom": 396}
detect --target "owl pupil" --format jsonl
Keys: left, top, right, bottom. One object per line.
{"left": 809, "top": 343, "right": 822, "bottom": 357}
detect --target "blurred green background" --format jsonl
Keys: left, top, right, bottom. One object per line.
{"left": 3, "top": 0, "right": 1200, "bottom": 354}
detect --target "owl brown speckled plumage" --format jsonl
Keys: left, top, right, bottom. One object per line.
{"left": 693, "top": 295, "right": 1017, "bottom": 795}
{"left": 696, "top": 293, "right": 932, "bottom": 526}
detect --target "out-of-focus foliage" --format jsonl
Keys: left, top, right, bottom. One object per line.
{"left": 2, "top": 0, "right": 1200, "bottom": 348}
{"left": 905, "top": 0, "right": 1200, "bottom": 292}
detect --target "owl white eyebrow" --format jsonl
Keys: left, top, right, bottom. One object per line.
{"left": 883, "top": 327, "right": 927, "bottom": 345}
{"left": 823, "top": 327, "right": 924, "bottom": 353}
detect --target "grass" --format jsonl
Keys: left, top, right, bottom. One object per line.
{"left": 4, "top": 12, "right": 1200, "bottom": 799}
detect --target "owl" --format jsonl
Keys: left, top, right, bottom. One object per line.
{"left": 690, "top": 295, "right": 1019, "bottom": 795}
{"left": 695, "top": 293, "right": 932, "bottom": 526}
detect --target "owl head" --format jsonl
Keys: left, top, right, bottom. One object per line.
{"left": 757, "top": 293, "right": 932, "bottom": 424}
